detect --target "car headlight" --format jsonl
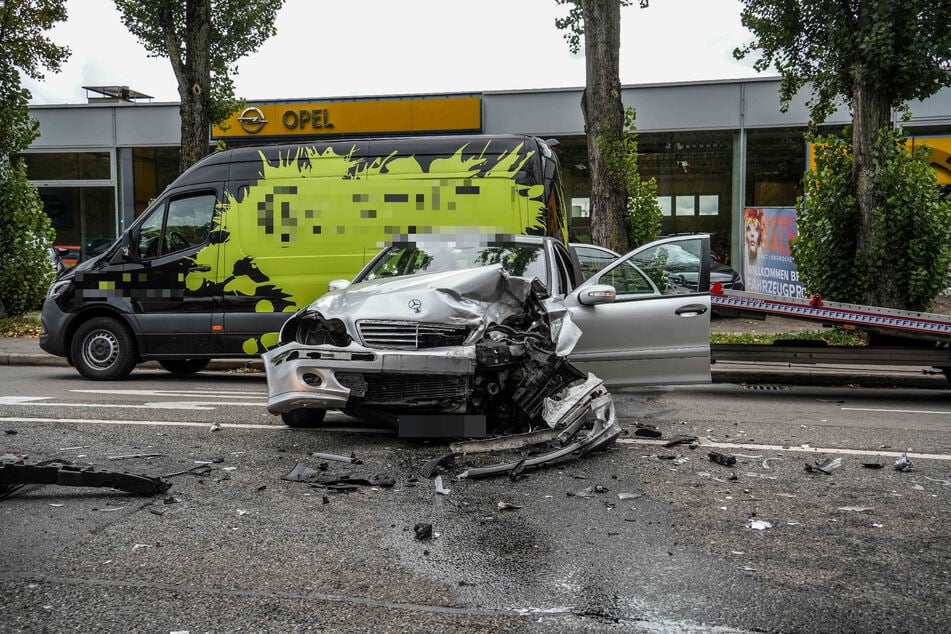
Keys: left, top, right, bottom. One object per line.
{"left": 46, "top": 279, "right": 72, "bottom": 300}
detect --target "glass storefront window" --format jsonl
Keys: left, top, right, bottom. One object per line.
{"left": 132, "top": 147, "right": 181, "bottom": 216}
{"left": 38, "top": 187, "right": 117, "bottom": 261}
{"left": 23, "top": 152, "right": 111, "bottom": 181}
{"left": 745, "top": 127, "right": 807, "bottom": 207}
{"left": 639, "top": 131, "right": 734, "bottom": 261}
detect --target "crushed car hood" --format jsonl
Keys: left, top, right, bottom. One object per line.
{"left": 300, "top": 265, "right": 582, "bottom": 353}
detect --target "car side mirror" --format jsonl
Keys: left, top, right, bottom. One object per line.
{"left": 328, "top": 279, "right": 351, "bottom": 292}
{"left": 578, "top": 284, "right": 616, "bottom": 306}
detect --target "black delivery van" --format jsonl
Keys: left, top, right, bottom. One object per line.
{"left": 40, "top": 135, "right": 568, "bottom": 379}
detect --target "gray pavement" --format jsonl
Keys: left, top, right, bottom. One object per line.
{"left": 3, "top": 329, "right": 947, "bottom": 389}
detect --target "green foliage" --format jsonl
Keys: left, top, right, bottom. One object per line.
{"left": 794, "top": 129, "right": 951, "bottom": 310}
{"left": 734, "top": 1, "right": 951, "bottom": 125}
{"left": 0, "top": 159, "right": 55, "bottom": 316}
{"left": 114, "top": 0, "right": 282, "bottom": 127}
{"left": 597, "top": 107, "right": 662, "bottom": 247}
{"left": 710, "top": 328, "right": 866, "bottom": 347}
{"left": 0, "top": 0, "right": 69, "bottom": 156}
{"left": 554, "top": 0, "right": 643, "bottom": 55}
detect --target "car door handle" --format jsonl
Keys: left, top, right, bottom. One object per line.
{"left": 189, "top": 265, "right": 211, "bottom": 272}
{"left": 675, "top": 303, "right": 708, "bottom": 317}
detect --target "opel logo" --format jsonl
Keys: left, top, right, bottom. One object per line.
{"left": 408, "top": 299, "right": 422, "bottom": 313}
{"left": 237, "top": 106, "right": 268, "bottom": 134}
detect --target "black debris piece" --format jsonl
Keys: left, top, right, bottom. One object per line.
{"left": 861, "top": 457, "right": 886, "bottom": 469}
{"left": 894, "top": 453, "right": 914, "bottom": 472}
{"left": 633, "top": 424, "right": 662, "bottom": 438}
{"left": 708, "top": 451, "right": 737, "bottom": 467}
{"left": 4, "top": 430, "right": 17, "bottom": 435}
{"left": 414, "top": 523, "right": 433, "bottom": 540}
{"left": 0, "top": 459, "right": 171, "bottom": 498}
{"left": 419, "top": 453, "right": 456, "bottom": 479}
{"left": 282, "top": 462, "right": 395, "bottom": 488}
{"left": 664, "top": 435, "right": 698, "bottom": 448}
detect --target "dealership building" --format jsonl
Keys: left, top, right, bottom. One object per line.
{"left": 24, "top": 78, "right": 951, "bottom": 270}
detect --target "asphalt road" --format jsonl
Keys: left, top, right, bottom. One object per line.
{"left": 1, "top": 366, "right": 949, "bottom": 632}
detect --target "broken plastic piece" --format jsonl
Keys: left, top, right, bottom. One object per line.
{"left": 434, "top": 475, "right": 451, "bottom": 495}
{"left": 282, "top": 462, "right": 394, "bottom": 488}
{"left": 311, "top": 452, "right": 362, "bottom": 464}
{"left": 861, "top": 457, "right": 886, "bottom": 469}
{"left": 414, "top": 523, "right": 433, "bottom": 540}
{"left": 894, "top": 453, "right": 914, "bottom": 472}
{"left": 748, "top": 519, "right": 773, "bottom": 530}
{"left": 805, "top": 457, "right": 842, "bottom": 474}
{"left": 708, "top": 451, "right": 737, "bottom": 467}
{"left": 633, "top": 424, "right": 662, "bottom": 438}
{"left": 497, "top": 501, "right": 522, "bottom": 511}
{"left": 0, "top": 459, "right": 171, "bottom": 497}
{"left": 664, "top": 435, "right": 698, "bottom": 448}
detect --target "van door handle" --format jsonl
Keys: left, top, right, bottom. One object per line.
{"left": 189, "top": 265, "right": 211, "bottom": 272}
{"left": 675, "top": 303, "right": 708, "bottom": 317}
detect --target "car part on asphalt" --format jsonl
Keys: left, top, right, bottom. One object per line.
{"left": 0, "top": 459, "right": 171, "bottom": 498}
{"left": 281, "top": 462, "right": 395, "bottom": 488}
{"left": 708, "top": 451, "right": 737, "bottom": 466}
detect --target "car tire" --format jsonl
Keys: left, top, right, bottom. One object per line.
{"left": 159, "top": 359, "right": 211, "bottom": 375}
{"left": 71, "top": 316, "right": 138, "bottom": 380}
{"left": 281, "top": 408, "right": 327, "bottom": 428}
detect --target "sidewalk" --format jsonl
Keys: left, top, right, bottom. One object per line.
{"left": 2, "top": 323, "right": 947, "bottom": 389}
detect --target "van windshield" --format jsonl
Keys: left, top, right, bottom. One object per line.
{"left": 359, "top": 240, "right": 547, "bottom": 284}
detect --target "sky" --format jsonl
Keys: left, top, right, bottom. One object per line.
{"left": 25, "top": 0, "right": 765, "bottom": 105}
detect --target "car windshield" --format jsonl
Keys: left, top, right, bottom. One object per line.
{"left": 359, "top": 239, "right": 547, "bottom": 283}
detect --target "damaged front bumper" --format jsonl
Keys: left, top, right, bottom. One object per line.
{"left": 263, "top": 341, "right": 477, "bottom": 414}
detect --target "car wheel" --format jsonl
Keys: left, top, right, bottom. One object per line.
{"left": 281, "top": 408, "right": 327, "bottom": 428}
{"left": 70, "top": 316, "right": 137, "bottom": 380}
{"left": 159, "top": 359, "right": 211, "bottom": 375}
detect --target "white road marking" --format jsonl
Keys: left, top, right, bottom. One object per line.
{"left": 72, "top": 389, "right": 264, "bottom": 398}
{"left": 2, "top": 401, "right": 214, "bottom": 411}
{"left": 0, "top": 416, "right": 392, "bottom": 434}
{"left": 0, "top": 416, "right": 282, "bottom": 430}
{"left": 619, "top": 437, "right": 951, "bottom": 461}
{"left": 0, "top": 396, "right": 53, "bottom": 404}
{"left": 841, "top": 407, "right": 951, "bottom": 415}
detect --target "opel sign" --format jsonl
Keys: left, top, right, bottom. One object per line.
{"left": 237, "top": 106, "right": 268, "bottom": 134}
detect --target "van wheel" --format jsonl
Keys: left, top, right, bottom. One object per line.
{"left": 159, "top": 359, "right": 211, "bottom": 375}
{"left": 71, "top": 317, "right": 137, "bottom": 380}
{"left": 281, "top": 409, "right": 327, "bottom": 428}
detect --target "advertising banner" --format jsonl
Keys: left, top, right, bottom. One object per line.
{"left": 743, "top": 207, "right": 805, "bottom": 298}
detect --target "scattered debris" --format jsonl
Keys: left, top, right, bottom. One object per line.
{"left": 237, "top": 509, "right": 249, "bottom": 516}
{"left": 761, "top": 457, "right": 783, "bottom": 470}
{"left": 107, "top": 453, "right": 167, "bottom": 460}
{"left": 281, "top": 462, "right": 395, "bottom": 489}
{"left": 664, "top": 435, "right": 698, "bottom": 448}
{"left": 708, "top": 451, "right": 737, "bottom": 467}
{"left": 0, "top": 459, "right": 171, "bottom": 498}
{"left": 419, "top": 454, "right": 455, "bottom": 479}
{"left": 209, "top": 423, "right": 221, "bottom": 432}
{"left": 633, "top": 423, "right": 662, "bottom": 438}
{"left": 894, "top": 453, "right": 914, "bottom": 472}
{"left": 924, "top": 476, "right": 951, "bottom": 486}
{"left": 4, "top": 430, "right": 17, "bottom": 435}
{"left": 497, "top": 501, "right": 522, "bottom": 511}
{"left": 805, "top": 457, "right": 842, "bottom": 474}
{"left": 861, "top": 457, "right": 886, "bottom": 469}
{"left": 413, "top": 523, "right": 433, "bottom": 540}
{"left": 311, "top": 452, "right": 362, "bottom": 465}
{"left": 617, "top": 492, "right": 643, "bottom": 501}
{"left": 837, "top": 506, "right": 873, "bottom": 512}
{"left": 434, "top": 476, "right": 451, "bottom": 495}
{"left": 748, "top": 519, "right": 773, "bottom": 530}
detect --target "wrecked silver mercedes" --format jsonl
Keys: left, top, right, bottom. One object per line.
{"left": 264, "top": 235, "right": 713, "bottom": 437}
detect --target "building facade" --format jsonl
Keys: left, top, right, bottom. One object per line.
{"left": 25, "top": 78, "right": 951, "bottom": 270}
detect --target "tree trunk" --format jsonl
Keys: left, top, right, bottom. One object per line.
{"left": 851, "top": 77, "right": 892, "bottom": 305}
{"left": 582, "top": 0, "right": 630, "bottom": 253}
{"left": 178, "top": 0, "right": 212, "bottom": 173}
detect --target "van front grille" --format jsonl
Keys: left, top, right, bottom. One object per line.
{"left": 357, "top": 320, "right": 470, "bottom": 349}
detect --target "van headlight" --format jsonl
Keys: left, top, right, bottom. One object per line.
{"left": 46, "top": 279, "right": 72, "bottom": 300}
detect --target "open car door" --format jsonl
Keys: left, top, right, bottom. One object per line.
{"left": 566, "top": 235, "right": 712, "bottom": 387}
